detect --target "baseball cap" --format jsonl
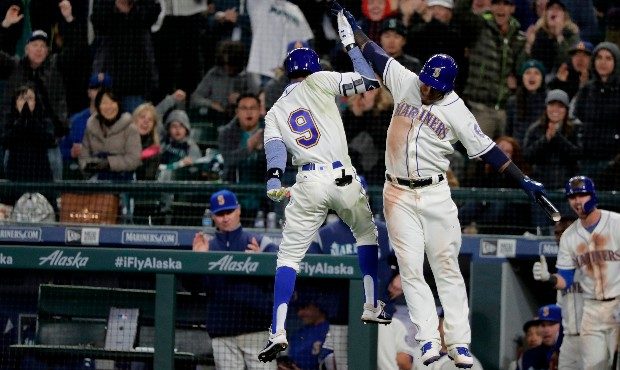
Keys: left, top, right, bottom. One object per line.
{"left": 545, "top": 89, "right": 569, "bottom": 107}
{"left": 518, "top": 59, "right": 546, "bottom": 77}
{"left": 427, "top": 0, "right": 454, "bottom": 9}
{"left": 380, "top": 18, "right": 407, "bottom": 37}
{"left": 569, "top": 40, "right": 594, "bottom": 55}
{"left": 522, "top": 317, "right": 540, "bottom": 332}
{"left": 209, "top": 189, "right": 239, "bottom": 214}
{"left": 534, "top": 304, "right": 562, "bottom": 324}
{"left": 88, "top": 73, "right": 112, "bottom": 89}
{"left": 546, "top": 0, "right": 566, "bottom": 10}
{"left": 28, "top": 30, "right": 48, "bottom": 44}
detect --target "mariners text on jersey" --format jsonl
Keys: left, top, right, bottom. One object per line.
{"left": 394, "top": 101, "right": 449, "bottom": 139}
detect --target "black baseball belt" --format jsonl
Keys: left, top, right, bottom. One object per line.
{"left": 386, "top": 173, "right": 445, "bottom": 189}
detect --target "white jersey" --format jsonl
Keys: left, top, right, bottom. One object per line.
{"left": 246, "top": 0, "right": 314, "bottom": 78}
{"left": 556, "top": 210, "right": 620, "bottom": 300}
{"left": 382, "top": 58, "right": 494, "bottom": 178}
{"left": 264, "top": 71, "right": 359, "bottom": 167}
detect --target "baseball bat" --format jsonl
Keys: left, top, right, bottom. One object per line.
{"left": 536, "top": 194, "right": 561, "bottom": 222}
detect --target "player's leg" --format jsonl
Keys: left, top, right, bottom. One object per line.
{"left": 212, "top": 335, "right": 245, "bottom": 369}
{"left": 259, "top": 177, "right": 329, "bottom": 362}
{"left": 420, "top": 182, "right": 473, "bottom": 367}
{"left": 559, "top": 335, "right": 583, "bottom": 370}
{"left": 581, "top": 299, "right": 619, "bottom": 369}
{"left": 332, "top": 175, "right": 389, "bottom": 324}
{"left": 383, "top": 183, "right": 441, "bottom": 364}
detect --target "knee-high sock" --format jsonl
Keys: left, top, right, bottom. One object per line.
{"left": 272, "top": 266, "right": 296, "bottom": 334}
{"left": 357, "top": 245, "right": 378, "bottom": 306}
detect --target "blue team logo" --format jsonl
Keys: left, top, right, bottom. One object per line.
{"left": 217, "top": 195, "right": 225, "bottom": 206}
{"left": 433, "top": 68, "right": 441, "bottom": 78}
{"left": 473, "top": 123, "right": 486, "bottom": 138}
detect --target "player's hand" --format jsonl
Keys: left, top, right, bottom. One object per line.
{"left": 520, "top": 177, "right": 546, "bottom": 202}
{"left": 267, "top": 187, "right": 290, "bottom": 202}
{"left": 533, "top": 255, "right": 551, "bottom": 281}
{"left": 337, "top": 11, "right": 355, "bottom": 47}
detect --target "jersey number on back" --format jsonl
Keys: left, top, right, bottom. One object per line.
{"left": 288, "top": 108, "right": 321, "bottom": 148}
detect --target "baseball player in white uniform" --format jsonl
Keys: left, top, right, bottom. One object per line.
{"left": 258, "top": 11, "right": 392, "bottom": 363}
{"left": 331, "top": 2, "right": 548, "bottom": 368}
{"left": 532, "top": 215, "right": 584, "bottom": 370}
{"left": 533, "top": 175, "right": 620, "bottom": 370}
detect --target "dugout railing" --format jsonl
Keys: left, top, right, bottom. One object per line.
{"left": 0, "top": 246, "right": 375, "bottom": 370}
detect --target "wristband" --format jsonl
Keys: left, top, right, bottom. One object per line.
{"left": 344, "top": 44, "right": 357, "bottom": 52}
{"left": 266, "top": 167, "right": 283, "bottom": 180}
{"left": 548, "top": 275, "right": 558, "bottom": 288}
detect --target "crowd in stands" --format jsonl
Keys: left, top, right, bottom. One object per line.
{"left": 0, "top": 0, "right": 618, "bottom": 232}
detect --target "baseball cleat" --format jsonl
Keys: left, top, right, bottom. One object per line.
{"left": 447, "top": 345, "right": 474, "bottom": 368}
{"left": 258, "top": 329, "right": 288, "bottom": 363}
{"left": 420, "top": 340, "right": 442, "bottom": 365}
{"left": 361, "top": 300, "right": 392, "bottom": 324}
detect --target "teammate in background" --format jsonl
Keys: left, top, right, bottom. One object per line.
{"left": 519, "top": 304, "right": 563, "bottom": 370}
{"left": 192, "top": 189, "right": 278, "bottom": 370}
{"left": 532, "top": 176, "right": 619, "bottom": 370}
{"left": 332, "top": 2, "right": 548, "bottom": 368}
{"left": 257, "top": 11, "right": 392, "bottom": 363}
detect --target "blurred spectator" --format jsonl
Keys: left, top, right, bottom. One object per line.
{"left": 547, "top": 40, "right": 593, "bottom": 100}
{"left": 132, "top": 103, "right": 161, "bottom": 180}
{"left": 380, "top": 17, "right": 421, "bottom": 73}
{"left": 159, "top": 109, "right": 201, "bottom": 180}
{"left": 470, "top": 0, "right": 492, "bottom": 14}
{"left": 152, "top": 0, "right": 207, "bottom": 100}
{"left": 523, "top": 0, "right": 579, "bottom": 77}
{"left": 30, "top": 0, "right": 91, "bottom": 115}
{"left": 357, "top": 0, "right": 397, "bottom": 44}
{"left": 508, "top": 318, "right": 543, "bottom": 370}
{"left": 460, "top": 136, "right": 532, "bottom": 234}
{"left": 208, "top": 0, "right": 252, "bottom": 58}
{"left": 2, "top": 84, "right": 55, "bottom": 182}
{"left": 218, "top": 93, "right": 265, "bottom": 184}
{"left": 505, "top": 59, "right": 547, "bottom": 145}
{"left": 409, "top": 0, "right": 467, "bottom": 91}
{"left": 59, "top": 72, "right": 112, "bottom": 179}
{"left": 463, "top": 0, "right": 526, "bottom": 139}
{"left": 560, "top": 0, "right": 600, "bottom": 45}
{"left": 605, "top": 6, "right": 620, "bottom": 48}
{"left": 191, "top": 189, "right": 278, "bottom": 370}
{"left": 78, "top": 88, "right": 141, "bottom": 181}
{"left": 190, "top": 40, "right": 258, "bottom": 125}
{"left": 397, "top": 0, "right": 432, "bottom": 34}
{"left": 342, "top": 86, "right": 393, "bottom": 185}
{"left": 246, "top": 0, "right": 313, "bottom": 87}
{"left": 91, "top": 0, "right": 161, "bottom": 113}
{"left": 572, "top": 41, "right": 620, "bottom": 182}
{"left": 520, "top": 304, "right": 563, "bottom": 370}
{"left": 522, "top": 89, "right": 581, "bottom": 189}
{"left": 0, "top": 1, "right": 24, "bottom": 55}
{"left": 0, "top": 25, "right": 81, "bottom": 180}
{"left": 287, "top": 300, "right": 330, "bottom": 370}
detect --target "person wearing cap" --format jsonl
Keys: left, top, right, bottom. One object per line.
{"left": 409, "top": 0, "right": 466, "bottom": 90}
{"left": 218, "top": 93, "right": 265, "bottom": 185}
{"left": 286, "top": 297, "right": 330, "bottom": 370}
{"left": 505, "top": 59, "right": 547, "bottom": 146}
{"left": 379, "top": 17, "right": 421, "bottom": 73}
{"left": 573, "top": 41, "right": 620, "bottom": 182}
{"left": 548, "top": 40, "right": 593, "bottom": 99}
{"left": 463, "top": 0, "right": 526, "bottom": 138}
{"left": 524, "top": 0, "right": 580, "bottom": 75}
{"left": 520, "top": 304, "right": 563, "bottom": 370}
{"left": 191, "top": 189, "right": 278, "bottom": 370}
{"left": 522, "top": 88, "right": 581, "bottom": 189}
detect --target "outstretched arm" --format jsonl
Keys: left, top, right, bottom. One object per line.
{"left": 330, "top": 1, "right": 390, "bottom": 77}
{"left": 480, "top": 145, "right": 546, "bottom": 202}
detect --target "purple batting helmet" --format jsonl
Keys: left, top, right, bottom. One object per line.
{"left": 419, "top": 54, "right": 458, "bottom": 93}
{"left": 285, "top": 48, "right": 322, "bottom": 79}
